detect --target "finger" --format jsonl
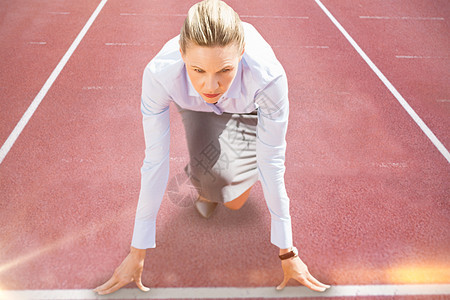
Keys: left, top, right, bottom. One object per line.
{"left": 136, "top": 281, "right": 150, "bottom": 292}
{"left": 276, "top": 276, "right": 289, "bottom": 291}
{"left": 295, "top": 275, "right": 326, "bottom": 292}
{"left": 97, "top": 281, "right": 127, "bottom": 295}
{"left": 93, "top": 276, "right": 117, "bottom": 293}
{"left": 307, "top": 273, "right": 330, "bottom": 289}
{"left": 95, "top": 281, "right": 120, "bottom": 295}
{"left": 135, "top": 274, "right": 150, "bottom": 292}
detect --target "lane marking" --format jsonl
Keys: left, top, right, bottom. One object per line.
{"left": 120, "top": 13, "right": 186, "bottom": 17}
{"left": 372, "top": 162, "right": 408, "bottom": 168}
{"left": 272, "top": 45, "right": 329, "bottom": 49}
{"left": 1, "top": 285, "right": 450, "bottom": 299}
{"left": 105, "top": 42, "right": 141, "bottom": 46}
{"left": 120, "top": 13, "right": 143, "bottom": 15}
{"left": 299, "top": 45, "right": 329, "bottom": 49}
{"left": 0, "top": 0, "right": 109, "bottom": 165}
{"left": 119, "top": 13, "right": 309, "bottom": 19}
{"left": 360, "top": 16, "right": 444, "bottom": 21}
{"left": 241, "top": 15, "right": 309, "bottom": 19}
{"left": 396, "top": 55, "right": 447, "bottom": 59}
{"left": 437, "top": 99, "right": 450, "bottom": 103}
{"left": 28, "top": 42, "right": 47, "bottom": 45}
{"left": 48, "top": 12, "right": 71, "bottom": 15}
{"left": 314, "top": 0, "right": 450, "bottom": 163}
{"left": 82, "top": 86, "right": 114, "bottom": 90}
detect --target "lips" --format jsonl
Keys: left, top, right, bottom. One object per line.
{"left": 203, "top": 93, "right": 220, "bottom": 99}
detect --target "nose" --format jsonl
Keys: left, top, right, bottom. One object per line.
{"left": 204, "top": 74, "right": 219, "bottom": 92}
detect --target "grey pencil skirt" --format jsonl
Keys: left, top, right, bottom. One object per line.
{"left": 175, "top": 104, "right": 259, "bottom": 204}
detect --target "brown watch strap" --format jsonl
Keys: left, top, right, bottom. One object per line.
{"left": 278, "top": 247, "right": 298, "bottom": 260}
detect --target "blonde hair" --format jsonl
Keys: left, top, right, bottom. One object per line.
{"left": 180, "top": 0, "right": 244, "bottom": 53}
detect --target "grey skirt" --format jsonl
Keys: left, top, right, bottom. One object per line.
{"left": 175, "top": 104, "right": 258, "bottom": 204}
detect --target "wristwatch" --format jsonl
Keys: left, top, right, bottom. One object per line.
{"left": 278, "top": 247, "right": 298, "bottom": 260}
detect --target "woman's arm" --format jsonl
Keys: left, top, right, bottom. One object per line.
{"left": 94, "top": 66, "right": 172, "bottom": 295}
{"left": 255, "top": 74, "right": 329, "bottom": 292}
{"left": 132, "top": 93, "right": 171, "bottom": 249}
{"left": 255, "top": 74, "right": 292, "bottom": 249}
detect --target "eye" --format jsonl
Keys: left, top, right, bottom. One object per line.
{"left": 221, "top": 68, "right": 231, "bottom": 73}
{"left": 194, "top": 68, "right": 205, "bottom": 73}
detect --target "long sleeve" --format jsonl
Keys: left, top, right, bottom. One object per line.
{"left": 255, "top": 73, "right": 292, "bottom": 249}
{"left": 131, "top": 66, "right": 172, "bottom": 249}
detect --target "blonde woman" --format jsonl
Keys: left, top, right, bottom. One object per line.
{"left": 94, "top": 0, "right": 329, "bottom": 295}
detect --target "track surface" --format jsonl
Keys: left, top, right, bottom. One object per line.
{"left": 0, "top": 0, "right": 449, "bottom": 298}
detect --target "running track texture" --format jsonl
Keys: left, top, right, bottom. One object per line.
{"left": 0, "top": 0, "right": 449, "bottom": 299}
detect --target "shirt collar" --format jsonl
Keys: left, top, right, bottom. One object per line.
{"left": 185, "top": 67, "right": 198, "bottom": 97}
{"left": 185, "top": 62, "right": 242, "bottom": 100}
{"left": 222, "top": 61, "right": 242, "bottom": 100}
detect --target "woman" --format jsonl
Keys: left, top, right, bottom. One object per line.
{"left": 94, "top": 0, "right": 330, "bottom": 295}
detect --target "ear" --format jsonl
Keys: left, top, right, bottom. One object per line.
{"left": 239, "top": 43, "right": 245, "bottom": 61}
{"left": 180, "top": 47, "right": 184, "bottom": 58}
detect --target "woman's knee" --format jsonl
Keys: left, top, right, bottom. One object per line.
{"left": 224, "top": 186, "right": 252, "bottom": 210}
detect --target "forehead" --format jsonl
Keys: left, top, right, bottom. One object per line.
{"left": 183, "top": 44, "right": 241, "bottom": 66}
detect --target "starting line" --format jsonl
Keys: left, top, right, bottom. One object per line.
{"left": 1, "top": 284, "right": 450, "bottom": 299}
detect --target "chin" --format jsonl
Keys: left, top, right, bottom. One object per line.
{"left": 202, "top": 96, "right": 221, "bottom": 103}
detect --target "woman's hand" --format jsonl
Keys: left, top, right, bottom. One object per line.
{"left": 94, "top": 246, "right": 150, "bottom": 295}
{"left": 276, "top": 249, "right": 330, "bottom": 292}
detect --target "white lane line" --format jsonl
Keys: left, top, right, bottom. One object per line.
{"left": 396, "top": 55, "right": 447, "bottom": 59}
{"left": 1, "top": 285, "right": 450, "bottom": 299}
{"left": 299, "top": 45, "right": 329, "bottom": 49}
{"left": 241, "top": 15, "right": 309, "bottom": 19}
{"left": 48, "top": 12, "right": 71, "bottom": 15}
{"left": 0, "top": 0, "right": 109, "bottom": 166}
{"left": 119, "top": 13, "right": 309, "bottom": 19}
{"left": 314, "top": 0, "right": 450, "bottom": 163}
{"left": 272, "top": 45, "right": 329, "bottom": 49}
{"left": 105, "top": 42, "right": 141, "bottom": 46}
{"left": 372, "top": 162, "right": 408, "bottom": 168}
{"left": 82, "top": 86, "right": 114, "bottom": 90}
{"left": 120, "top": 13, "right": 186, "bottom": 17}
{"left": 437, "top": 99, "right": 450, "bottom": 103}
{"left": 360, "top": 16, "right": 444, "bottom": 21}
{"left": 28, "top": 42, "right": 47, "bottom": 45}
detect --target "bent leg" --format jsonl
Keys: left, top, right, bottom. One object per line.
{"left": 224, "top": 185, "right": 253, "bottom": 210}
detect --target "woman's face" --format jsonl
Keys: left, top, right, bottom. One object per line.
{"left": 181, "top": 43, "right": 243, "bottom": 104}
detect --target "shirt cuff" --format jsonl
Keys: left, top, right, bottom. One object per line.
{"left": 271, "top": 218, "right": 293, "bottom": 249}
{"left": 131, "top": 219, "right": 156, "bottom": 249}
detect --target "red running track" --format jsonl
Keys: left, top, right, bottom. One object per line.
{"left": 0, "top": 0, "right": 449, "bottom": 296}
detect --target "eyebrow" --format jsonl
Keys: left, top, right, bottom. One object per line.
{"left": 190, "top": 64, "right": 234, "bottom": 72}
